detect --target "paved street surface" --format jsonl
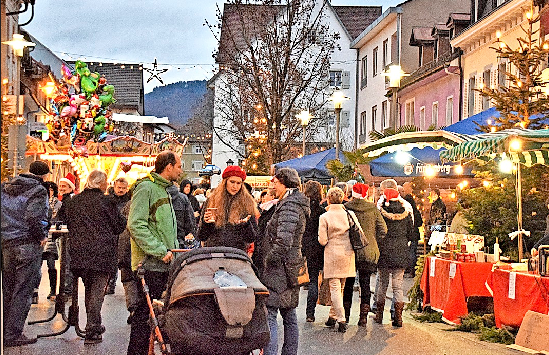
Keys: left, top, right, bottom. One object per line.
{"left": 4, "top": 263, "right": 521, "bottom": 355}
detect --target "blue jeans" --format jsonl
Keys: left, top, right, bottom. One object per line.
{"left": 2, "top": 242, "right": 43, "bottom": 341}
{"left": 266, "top": 306, "right": 298, "bottom": 355}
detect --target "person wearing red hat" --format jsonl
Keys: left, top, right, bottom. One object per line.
{"left": 197, "top": 165, "right": 258, "bottom": 251}
{"left": 343, "top": 183, "right": 387, "bottom": 327}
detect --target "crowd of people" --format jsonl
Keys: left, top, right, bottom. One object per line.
{"left": 8, "top": 152, "right": 525, "bottom": 354}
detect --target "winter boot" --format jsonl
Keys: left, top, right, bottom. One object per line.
{"left": 343, "top": 301, "right": 352, "bottom": 324}
{"left": 48, "top": 269, "right": 58, "bottom": 300}
{"left": 392, "top": 302, "right": 405, "bottom": 327}
{"left": 337, "top": 321, "right": 348, "bottom": 333}
{"left": 358, "top": 303, "right": 370, "bottom": 327}
{"left": 374, "top": 300, "right": 385, "bottom": 324}
{"left": 325, "top": 317, "right": 337, "bottom": 328}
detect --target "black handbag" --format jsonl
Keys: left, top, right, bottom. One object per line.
{"left": 346, "top": 209, "right": 367, "bottom": 250}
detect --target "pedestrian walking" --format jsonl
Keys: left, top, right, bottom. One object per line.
{"left": 105, "top": 177, "right": 131, "bottom": 295}
{"left": 262, "top": 168, "right": 310, "bottom": 355}
{"left": 318, "top": 187, "right": 356, "bottom": 333}
{"left": 2, "top": 161, "right": 51, "bottom": 347}
{"left": 197, "top": 165, "right": 258, "bottom": 251}
{"left": 343, "top": 183, "right": 387, "bottom": 326}
{"left": 301, "top": 180, "right": 325, "bottom": 323}
{"left": 126, "top": 151, "right": 181, "bottom": 355}
{"left": 374, "top": 187, "right": 414, "bottom": 327}
{"left": 65, "top": 169, "right": 126, "bottom": 344}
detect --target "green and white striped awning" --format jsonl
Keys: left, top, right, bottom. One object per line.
{"left": 440, "top": 128, "right": 549, "bottom": 166}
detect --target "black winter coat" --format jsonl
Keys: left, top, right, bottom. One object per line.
{"left": 378, "top": 199, "right": 414, "bottom": 269}
{"left": 301, "top": 199, "right": 324, "bottom": 271}
{"left": 403, "top": 193, "right": 423, "bottom": 242}
{"left": 262, "top": 189, "right": 310, "bottom": 309}
{"left": 66, "top": 188, "right": 126, "bottom": 274}
{"left": 253, "top": 202, "right": 277, "bottom": 277}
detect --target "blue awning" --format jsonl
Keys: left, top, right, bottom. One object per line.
{"left": 274, "top": 148, "right": 347, "bottom": 182}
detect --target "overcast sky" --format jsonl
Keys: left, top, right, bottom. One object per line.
{"left": 24, "top": 1, "right": 399, "bottom": 93}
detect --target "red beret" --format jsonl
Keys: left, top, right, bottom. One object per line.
{"left": 222, "top": 165, "right": 247, "bottom": 181}
{"left": 384, "top": 188, "right": 399, "bottom": 200}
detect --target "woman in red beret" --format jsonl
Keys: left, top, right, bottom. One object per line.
{"left": 196, "top": 165, "right": 258, "bottom": 251}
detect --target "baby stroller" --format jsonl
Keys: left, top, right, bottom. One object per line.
{"left": 145, "top": 247, "right": 270, "bottom": 355}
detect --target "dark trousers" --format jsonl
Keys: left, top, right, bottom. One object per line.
{"left": 305, "top": 263, "right": 321, "bottom": 318}
{"left": 127, "top": 270, "right": 168, "bottom": 355}
{"left": 120, "top": 267, "right": 140, "bottom": 312}
{"left": 72, "top": 269, "right": 110, "bottom": 334}
{"left": 343, "top": 269, "right": 373, "bottom": 306}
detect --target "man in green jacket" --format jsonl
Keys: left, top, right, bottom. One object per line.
{"left": 126, "top": 151, "right": 181, "bottom": 355}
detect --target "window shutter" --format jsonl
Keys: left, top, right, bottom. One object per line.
{"left": 490, "top": 69, "right": 498, "bottom": 107}
{"left": 341, "top": 71, "right": 351, "bottom": 89}
{"left": 463, "top": 81, "right": 468, "bottom": 119}
{"left": 341, "top": 111, "right": 350, "bottom": 127}
{"left": 475, "top": 77, "right": 482, "bottom": 114}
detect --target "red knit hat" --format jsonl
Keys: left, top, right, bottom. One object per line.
{"left": 384, "top": 188, "right": 399, "bottom": 200}
{"left": 222, "top": 165, "right": 247, "bottom": 181}
{"left": 352, "top": 183, "right": 369, "bottom": 199}
{"left": 59, "top": 172, "right": 76, "bottom": 191}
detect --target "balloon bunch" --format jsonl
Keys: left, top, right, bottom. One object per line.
{"left": 46, "top": 60, "right": 117, "bottom": 146}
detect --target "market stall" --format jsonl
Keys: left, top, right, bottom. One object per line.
{"left": 420, "top": 256, "right": 494, "bottom": 324}
{"left": 486, "top": 268, "right": 549, "bottom": 328}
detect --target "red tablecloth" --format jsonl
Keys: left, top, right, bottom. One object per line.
{"left": 420, "top": 256, "right": 493, "bottom": 324}
{"left": 486, "top": 269, "right": 549, "bottom": 328}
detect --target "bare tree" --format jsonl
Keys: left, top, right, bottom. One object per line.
{"left": 207, "top": 0, "right": 340, "bottom": 173}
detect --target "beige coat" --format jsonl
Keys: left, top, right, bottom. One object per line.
{"left": 318, "top": 204, "right": 356, "bottom": 279}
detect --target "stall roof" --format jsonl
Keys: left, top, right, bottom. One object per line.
{"left": 112, "top": 113, "right": 169, "bottom": 124}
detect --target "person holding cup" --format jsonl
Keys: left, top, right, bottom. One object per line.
{"left": 197, "top": 165, "right": 258, "bottom": 251}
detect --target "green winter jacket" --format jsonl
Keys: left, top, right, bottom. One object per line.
{"left": 128, "top": 172, "right": 178, "bottom": 272}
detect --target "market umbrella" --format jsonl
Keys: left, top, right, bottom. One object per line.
{"left": 369, "top": 146, "right": 474, "bottom": 177}
{"left": 440, "top": 128, "right": 549, "bottom": 259}
{"left": 274, "top": 148, "right": 348, "bottom": 184}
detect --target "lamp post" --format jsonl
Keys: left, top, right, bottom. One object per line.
{"left": 383, "top": 65, "right": 408, "bottom": 128}
{"left": 329, "top": 90, "right": 349, "bottom": 161}
{"left": 226, "top": 158, "right": 234, "bottom": 167}
{"left": 296, "top": 110, "right": 314, "bottom": 157}
{"left": 2, "top": 33, "right": 36, "bottom": 176}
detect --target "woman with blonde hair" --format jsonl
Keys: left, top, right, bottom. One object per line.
{"left": 318, "top": 187, "right": 356, "bottom": 333}
{"left": 197, "top": 165, "right": 258, "bottom": 251}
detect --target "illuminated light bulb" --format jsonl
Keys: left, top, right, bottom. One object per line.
{"left": 395, "top": 151, "right": 409, "bottom": 165}
{"left": 253, "top": 151, "right": 260, "bottom": 157}
{"left": 461, "top": 180, "right": 469, "bottom": 187}
{"left": 496, "top": 31, "right": 501, "bottom": 39}
{"left": 526, "top": 12, "right": 532, "bottom": 20}
{"left": 509, "top": 139, "right": 522, "bottom": 151}
{"left": 491, "top": 126, "right": 497, "bottom": 132}
{"left": 500, "top": 42, "right": 507, "bottom": 49}
{"left": 424, "top": 165, "right": 436, "bottom": 177}
{"left": 499, "top": 158, "right": 513, "bottom": 173}
{"left": 450, "top": 192, "right": 456, "bottom": 199}
{"left": 252, "top": 163, "right": 258, "bottom": 169}
{"left": 487, "top": 119, "right": 492, "bottom": 125}
{"left": 517, "top": 81, "right": 522, "bottom": 87}
{"left": 2, "top": 78, "right": 8, "bottom": 85}
{"left": 482, "top": 180, "right": 492, "bottom": 188}
{"left": 544, "top": 43, "right": 549, "bottom": 50}
{"left": 479, "top": 82, "right": 484, "bottom": 89}
{"left": 455, "top": 165, "right": 464, "bottom": 174}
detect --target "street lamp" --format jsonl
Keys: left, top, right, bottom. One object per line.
{"left": 383, "top": 65, "right": 408, "bottom": 128}
{"left": 329, "top": 89, "right": 349, "bottom": 161}
{"left": 2, "top": 33, "right": 36, "bottom": 176}
{"left": 226, "top": 158, "right": 234, "bottom": 167}
{"left": 296, "top": 110, "right": 314, "bottom": 157}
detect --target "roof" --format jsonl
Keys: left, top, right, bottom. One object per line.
{"left": 448, "top": 12, "right": 471, "bottom": 23}
{"left": 331, "top": 6, "right": 382, "bottom": 40}
{"left": 85, "top": 63, "right": 144, "bottom": 109}
{"left": 410, "top": 27, "right": 435, "bottom": 46}
{"left": 112, "top": 113, "right": 169, "bottom": 124}
{"left": 27, "top": 33, "right": 70, "bottom": 82}
{"left": 431, "top": 23, "right": 450, "bottom": 36}
{"left": 351, "top": 7, "right": 403, "bottom": 49}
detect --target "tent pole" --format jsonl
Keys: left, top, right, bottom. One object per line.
{"left": 517, "top": 162, "right": 523, "bottom": 261}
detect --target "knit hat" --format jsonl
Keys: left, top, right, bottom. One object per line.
{"left": 222, "top": 165, "right": 247, "bottom": 181}
{"left": 29, "top": 160, "right": 51, "bottom": 176}
{"left": 384, "top": 188, "right": 399, "bottom": 200}
{"left": 59, "top": 173, "right": 76, "bottom": 191}
{"left": 274, "top": 167, "right": 300, "bottom": 188}
{"left": 352, "top": 183, "right": 369, "bottom": 199}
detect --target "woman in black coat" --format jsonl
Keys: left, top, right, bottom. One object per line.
{"left": 374, "top": 188, "right": 413, "bottom": 328}
{"left": 66, "top": 170, "right": 126, "bottom": 343}
{"left": 301, "top": 180, "right": 325, "bottom": 322}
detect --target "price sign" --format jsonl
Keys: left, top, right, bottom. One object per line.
{"left": 449, "top": 262, "right": 457, "bottom": 278}
{"left": 430, "top": 257, "right": 436, "bottom": 277}
{"left": 508, "top": 272, "right": 516, "bottom": 299}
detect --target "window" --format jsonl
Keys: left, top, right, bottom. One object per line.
{"left": 405, "top": 99, "right": 415, "bottom": 125}
{"left": 360, "top": 111, "right": 367, "bottom": 135}
{"left": 381, "top": 101, "right": 388, "bottom": 128}
{"left": 391, "top": 32, "right": 398, "bottom": 65}
{"left": 329, "top": 70, "right": 342, "bottom": 87}
{"left": 371, "top": 105, "right": 378, "bottom": 131}
{"left": 372, "top": 47, "right": 378, "bottom": 76}
{"left": 192, "top": 161, "right": 204, "bottom": 171}
{"left": 181, "top": 161, "right": 185, "bottom": 170}
{"left": 419, "top": 106, "right": 426, "bottom": 129}
{"left": 482, "top": 69, "right": 491, "bottom": 110}
{"left": 468, "top": 76, "right": 475, "bottom": 117}
{"left": 446, "top": 96, "right": 454, "bottom": 126}
{"left": 498, "top": 62, "right": 507, "bottom": 88}
{"left": 361, "top": 56, "right": 368, "bottom": 88}
{"left": 382, "top": 39, "right": 389, "bottom": 69}
{"left": 432, "top": 102, "right": 438, "bottom": 128}
{"left": 193, "top": 145, "right": 202, "bottom": 154}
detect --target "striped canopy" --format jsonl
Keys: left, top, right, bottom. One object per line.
{"left": 439, "top": 128, "right": 549, "bottom": 166}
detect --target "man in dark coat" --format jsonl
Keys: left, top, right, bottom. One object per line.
{"left": 429, "top": 188, "right": 446, "bottom": 229}
{"left": 402, "top": 182, "right": 423, "bottom": 277}
{"left": 2, "top": 161, "right": 50, "bottom": 347}
{"left": 66, "top": 170, "right": 126, "bottom": 343}
{"left": 262, "top": 168, "right": 310, "bottom": 355}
